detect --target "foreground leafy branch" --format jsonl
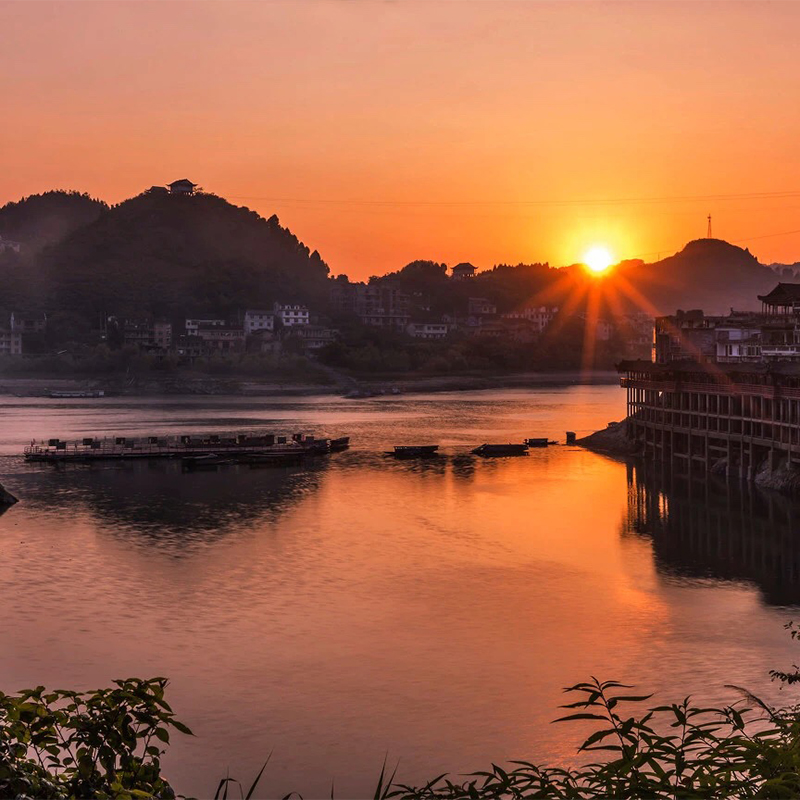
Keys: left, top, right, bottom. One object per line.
{"left": 393, "top": 675, "right": 800, "bottom": 799}
{"left": 0, "top": 677, "right": 190, "bottom": 799}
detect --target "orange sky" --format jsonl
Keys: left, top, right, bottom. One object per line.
{"left": 3, "top": 1, "right": 800, "bottom": 278}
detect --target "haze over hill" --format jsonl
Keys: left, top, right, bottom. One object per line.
{"left": 0, "top": 189, "right": 789, "bottom": 327}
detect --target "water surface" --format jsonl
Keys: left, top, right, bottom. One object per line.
{"left": 1, "top": 386, "right": 799, "bottom": 797}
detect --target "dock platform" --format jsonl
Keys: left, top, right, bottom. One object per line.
{"left": 24, "top": 432, "right": 333, "bottom": 463}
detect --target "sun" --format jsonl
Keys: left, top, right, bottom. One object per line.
{"left": 583, "top": 245, "right": 615, "bottom": 275}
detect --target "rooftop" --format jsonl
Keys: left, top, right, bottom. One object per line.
{"left": 758, "top": 283, "right": 800, "bottom": 305}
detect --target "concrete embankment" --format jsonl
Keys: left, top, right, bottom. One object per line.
{"left": 579, "top": 420, "right": 800, "bottom": 496}
{"left": 576, "top": 419, "right": 641, "bottom": 456}
{"left": 0, "top": 482, "right": 18, "bottom": 506}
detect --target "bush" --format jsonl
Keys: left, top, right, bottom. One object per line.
{"left": 0, "top": 677, "right": 190, "bottom": 799}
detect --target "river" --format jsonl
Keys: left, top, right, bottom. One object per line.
{"left": 1, "top": 385, "right": 799, "bottom": 797}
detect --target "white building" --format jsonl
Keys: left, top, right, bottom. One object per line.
{"left": 407, "top": 322, "right": 449, "bottom": 340}
{"left": 244, "top": 310, "right": 275, "bottom": 335}
{"left": 273, "top": 302, "right": 309, "bottom": 327}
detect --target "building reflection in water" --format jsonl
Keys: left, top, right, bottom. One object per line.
{"left": 625, "top": 461, "right": 800, "bottom": 605}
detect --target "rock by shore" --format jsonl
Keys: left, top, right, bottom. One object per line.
{"left": 755, "top": 459, "right": 800, "bottom": 493}
{"left": 0, "top": 482, "right": 18, "bottom": 506}
{"left": 577, "top": 419, "right": 641, "bottom": 456}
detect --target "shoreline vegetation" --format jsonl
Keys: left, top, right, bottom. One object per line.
{"left": 5, "top": 633, "right": 800, "bottom": 800}
{"left": 0, "top": 368, "right": 620, "bottom": 398}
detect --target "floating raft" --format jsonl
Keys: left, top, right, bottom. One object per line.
{"left": 24, "top": 432, "right": 343, "bottom": 463}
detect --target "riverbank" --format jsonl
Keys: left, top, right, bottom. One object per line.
{"left": 0, "top": 370, "right": 620, "bottom": 398}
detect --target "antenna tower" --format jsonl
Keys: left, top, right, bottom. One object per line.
{"left": 707, "top": 214, "right": 712, "bottom": 239}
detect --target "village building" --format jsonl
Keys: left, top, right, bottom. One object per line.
{"left": 451, "top": 262, "right": 477, "bottom": 280}
{"left": 0, "top": 236, "right": 22, "bottom": 254}
{"left": 476, "top": 318, "right": 539, "bottom": 343}
{"left": 247, "top": 329, "right": 282, "bottom": 355}
{"left": 244, "top": 310, "right": 275, "bottom": 335}
{"left": 407, "top": 322, "right": 449, "bottom": 340}
{"left": 502, "top": 306, "right": 558, "bottom": 333}
{"left": 619, "top": 282, "right": 800, "bottom": 480}
{"left": 122, "top": 320, "right": 154, "bottom": 350}
{"left": 168, "top": 179, "right": 198, "bottom": 195}
{"left": 0, "top": 329, "right": 22, "bottom": 356}
{"left": 467, "top": 297, "right": 497, "bottom": 317}
{"left": 120, "top": 320, "right": 171, "bottom": 352}
{"left": 153, "top": 321, "right": 173, "bottom": 350}
{"left": 186, "top": 318, "right": 226, "bottom": 335}
{"left": 174, "top": 335, "right": 204, "bottom": 361}
{"left": 330, "top": 281, "right": 410, "bottom": 330}
{"left": 273, "top": 303, "right": 310, "bottom": 327}
{"left": 10, "top": 311, "right": 47, "bottom": 334}
{"left": 285, "top": 325, "right": 338, "bottom": 351}
{"left": 193, "top": 325, "right": 246, "bottom": 353}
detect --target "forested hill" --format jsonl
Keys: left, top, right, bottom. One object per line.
{"left": 0, "top": 190, "right": 330, "bottom": 322}
{"left": 0, "top": 191, "right": 107, "bottom": 252}
{"left": 377, "top": 240, "right": 781, "bottom": 321}
{"left": 622, "top": 238, "right": 778, "bottom": 315}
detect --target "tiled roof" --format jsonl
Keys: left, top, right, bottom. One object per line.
{"left": 757, "top": 283, "right": 800, "bottom": 305}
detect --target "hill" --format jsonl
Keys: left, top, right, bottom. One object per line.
{"left": 0, "top": 184, "right": 790, "bottom": 340}
{"left": 0, "top": 191, "right": 107, "bottom": 253}
{"left": 373, "top": 240, "right": 780, "bottom": 323}
{"left": 37, "top": 191, "right": 330, "bottom": 323}
{"left": 627, "top": 238, "right": 779, "bottom": 315}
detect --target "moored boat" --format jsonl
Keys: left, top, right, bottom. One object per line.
{"left": 330, "top": 436, "right": 350, "bottom": 452}
{"left": 387, "top": 445, "right": 440, "bottom": 458}
{"left": 293, "top": 433, "right": 330, "bottom": 454}
{"left": 525, "top": 438, "right": 549, "bottom": 448}
{"left": 47, "top": 389, "right": 105, "bottom": 399}
{"left": 471, "top": 443, "right": 528, "bottom": 457}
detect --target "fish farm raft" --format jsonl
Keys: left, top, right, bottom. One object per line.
{"left": 24, "top": 433, "right": 350, "bottom": 463}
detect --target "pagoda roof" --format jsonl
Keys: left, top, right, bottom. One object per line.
{"left": 757, "top": 283, "right": 800, "bottom": 305}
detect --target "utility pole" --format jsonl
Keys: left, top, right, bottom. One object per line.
{"left": 707, "top": 214, "right": 712, "bottom": 239}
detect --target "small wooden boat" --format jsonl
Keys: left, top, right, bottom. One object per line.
{"left": 386, "top": 445, "right": 440, "bottom": 458}
{"left": 48, "top": 389, "right": 105, "bottom": 399}
{"left": 525, "top": 438, "right": 549, "bottom": 448}
{"left": 330, "top": 436, "right": 350, "bottom": 452}
{"left": 293, "top": 433, "right": 331, "bottom": 455}
{"left": 471, "top": 443, "right": 528, "bottom": 457}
